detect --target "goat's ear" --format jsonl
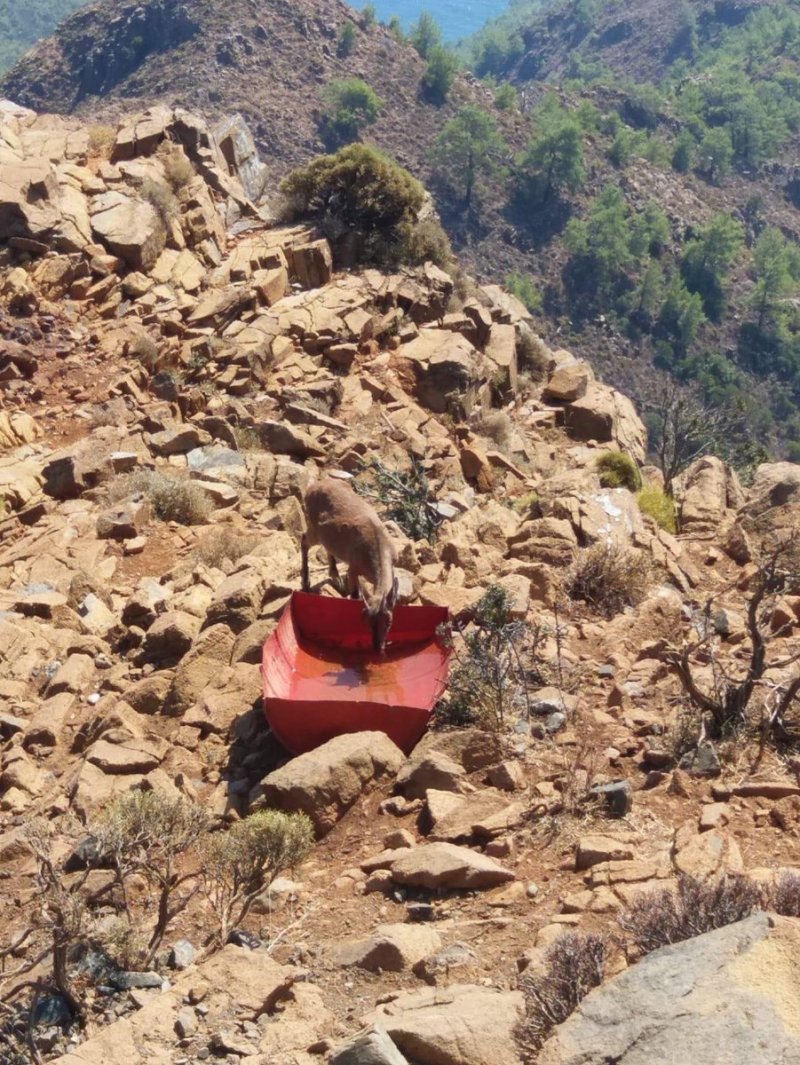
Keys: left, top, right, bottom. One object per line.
{"left": 386, "top": 575, "right": 399, "bottom": 610}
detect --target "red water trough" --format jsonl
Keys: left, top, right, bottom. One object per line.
{"left": 262, "top": 591, "right": 451, "bottom": 755}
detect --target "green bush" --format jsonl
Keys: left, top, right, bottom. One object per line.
{"left": 337, "top": 21, "right": 357, "bottom": 56}
{"left": 505, "top": 271, "right": 542, "bottom": 312}
{"left": 595, "top": 450, "right": 642, "bottom": 491}
{"left": 422, "top": 45, "right": 459, "bottom": 104}
{"left": 637, "top": 484, "right": 677, "bottom": 533}
{"left": 361, "top": 4, "right": 376, "bottom": 28}
{"left": 494, "top": 82, "right": 518, "bottom": 110}
{"left": 321, "top": 78, "right": 383, "bottom": 145}
{"left": 280, "top": 144, "right": 426, "bottom": 265}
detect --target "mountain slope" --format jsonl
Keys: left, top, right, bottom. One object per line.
{"left": 0, "top": 0, "right": 85, "bottom": 74}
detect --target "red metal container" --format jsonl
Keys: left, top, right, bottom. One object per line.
{"left": 262, "top": 591, "right": 450, "bottom": 755}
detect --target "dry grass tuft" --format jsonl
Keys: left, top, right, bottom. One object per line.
{"left": 196, "top": 527, "right": 261, "bottom": 567}
{"left": 126, "top": 470, "right": 211, "bottom": 526}
{"left": 566, "top": 542, "right": 654, "bottom": 618}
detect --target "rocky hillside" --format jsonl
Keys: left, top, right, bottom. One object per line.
{"left": 2, "top": 99, "right": 800, "bottom": 1064}
{"left": 0, "top": 0, "right": 498, "bottom": 181}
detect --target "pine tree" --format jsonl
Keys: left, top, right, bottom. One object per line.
{"left": 431, "top": 105, "right": 506, "bottom": 210}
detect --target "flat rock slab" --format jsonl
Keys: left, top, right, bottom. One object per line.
{"left": 370, "top": 984, "right": 524, "bottom": 1065}
{"left": 389, "top": 842, "right": 515, "bottom": 891}
{"left": 539, "top": 913, "right": 800, "bottom": 1065}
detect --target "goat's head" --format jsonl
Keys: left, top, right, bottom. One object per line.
{"left": 362, "top": 576, "right": 399, "bottom": 654}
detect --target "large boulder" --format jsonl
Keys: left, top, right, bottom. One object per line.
{"left": 564, "top": 383, "right": 647, "bottom": 463}
{"left": 255, "top": 732, "right": 405, "bottom": 837}
{"left": 370, "top": 984, "right": 524, "bottom": 1065}
{"left": 90, "top": 191, "right": 165, "bottom": 271}
{"left": 539, "top": 914, "right": 800, "bottom": 1065}
{"left": 678, "top": 456, "right": 744, "bottom": 535}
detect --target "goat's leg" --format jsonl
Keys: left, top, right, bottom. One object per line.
{"left": 301, "top": 534, "right": 311, "bottom": 591}
{"left": 346, "top": 566, "right": 361, "bottom": 600}
{"left": 328, "top": 554, "right": 347, "bottom": 596}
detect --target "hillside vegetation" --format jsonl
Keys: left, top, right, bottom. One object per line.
{"left": 0, "top": 0, "right": 84, "bottom": 73}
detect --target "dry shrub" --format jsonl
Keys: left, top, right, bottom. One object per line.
{"left": 566, "top": 542, "right": 653, "bottom": 617}
{"left": 140, "top": 179, "right": 178, "bottom": 228}
{"left": 197, "top": 527, "right": 260, "bottom": 567}
{"left": 771, "top": 870, "right": 800, "bottom": 916}
{"left": 477, "top": 410, "right": 513, "bottom": 451}
{"left": 88, "top": 124, "right": 116, "bottom": 157}
{"left": 232, "top": 425, "right": 264, "bottom": 451}
{"left": 128, "top": 331, "right": 160, "bottom": 373}
{"left": 159, "top": 146, "right": 195, "bottom": 191}
{"left": 516, "top": 325, "right": 550, "bottom": 382}
{"left": 516, "top": 931, "right": 606, "bottom": 1062}
{"left": 618, "top": 874, "right": 763, "bottom": 956}
{"left": 128, "top": 470, "right": 211, "bottom": 525}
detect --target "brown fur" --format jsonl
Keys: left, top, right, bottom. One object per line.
{"left": 301, "top": 477, "right": 399, "bottom": 653}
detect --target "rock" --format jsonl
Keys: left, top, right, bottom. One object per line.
{"left": 290, "top": 238, "right": 333, "bottom": 288}
{"left": 45, "top": 653, "right": 95, "bottom": 696}
{"left": 90, "top": 191, "right": 165, "bottom": 271}
{"left": 389, "top": 843, "right": 515, "bottom": 891}
{"left": 169, "top": 940, "right": 197, "bottom": 970}
{"left": 672, "top": 826, "right": 743, "bottom": 879}
{"left": 148, "top": 425, "right": 206, "bottom": 456}
{"left": 487, "top": 761, "right": 525, "bottom": 792}
{"left": 678, "top": 744, "right": 721, "bottom": 778}
{"left": 543, "top": 362, "right": 592, "bottom": 403}
{"left": 331, "top": 923, "right": 442, "bottom": 972}
{"left": 575, "top": 834, "right": 637, "bottom": 871}
{"left": 175, "top": 1005, "right": 198, "bottom": 1038}
{"left": 414, "top": 942, "right": 480, "bottom": 986}
{"left": 428, "top": 789, "right": 524, "bottom": 844}
{"left": 329, "top": 1028, "right": 410, "bottom": 1065}
{"left": 733, "top": 780, "right": 800, "bottom": 800}
{"left": 538, "top": 914, "right": 800, "bottom": 1065}
{"left": 589, "top": 780, "right": 633, "bottom": 818}
{"left": 86, "top": 738, "right": 166, "bottom": 775}
{"left": 678, "top": 457, "right": 743, "bottom": 536}
{"left": 564, "top": 383, "right": 647, "bottom": 463}
{"left": 396, "top": 751, "right": 466, "bottom": 800}
{"left": 96, "top": 496, "right": 150, "bottom": 539}
{"left": 255, "top": 732, "right": 405, "bottom": 837}
{"left": 142, "top": 610, "right": 201, "bottom": 662}
{"left": 370, "top": 984, "right": 524, "bottom": 1065}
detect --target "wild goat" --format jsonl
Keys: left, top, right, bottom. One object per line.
{"left": 301, "top": 477, "right": 399, "bottom": 654}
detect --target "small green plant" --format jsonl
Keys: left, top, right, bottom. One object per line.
{"left": 201, "top": 811, "right": 314, "bottom": 946}
{"left": 516, "top": 327, "right": 550, "bottom": 381}
{"left": 357, "top": 457, "right": 442, "bottom": 542}
{"left": 516, "top": 932, "right": 606, "bottom": 1062}
{"left": 439, "top": 585, "right": 543, "bottom": 731}
{"left": 337, "top": 20, "right": 357, "bottom": 56}
{"left": 505, "top": 271, "right": 542, "bottom": 313}
{"left": 398, "top": 215, "right": 453, "bottom": 268}
{"left": 595, "top": 450, "right": 642, "bottom": 491}
{"left": 637, "top": 484, "right": 677, "bottom": 533}
{"left": 128, "top": 470, "right": 212, "bottom": 525}
{"left": 421, "top": 45, "right": 459, "bottom": 104}
{"left": 361, "top": 3, "right": 376, "bottom": 28}
{"left": 567, "top": 543, "right": 654, "bottom": 617}
{"left": 494, "top": 82, "right": 518, "bottom": 111}
{"left": 321, "top": 78, "right": 383, "bottom": 145}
